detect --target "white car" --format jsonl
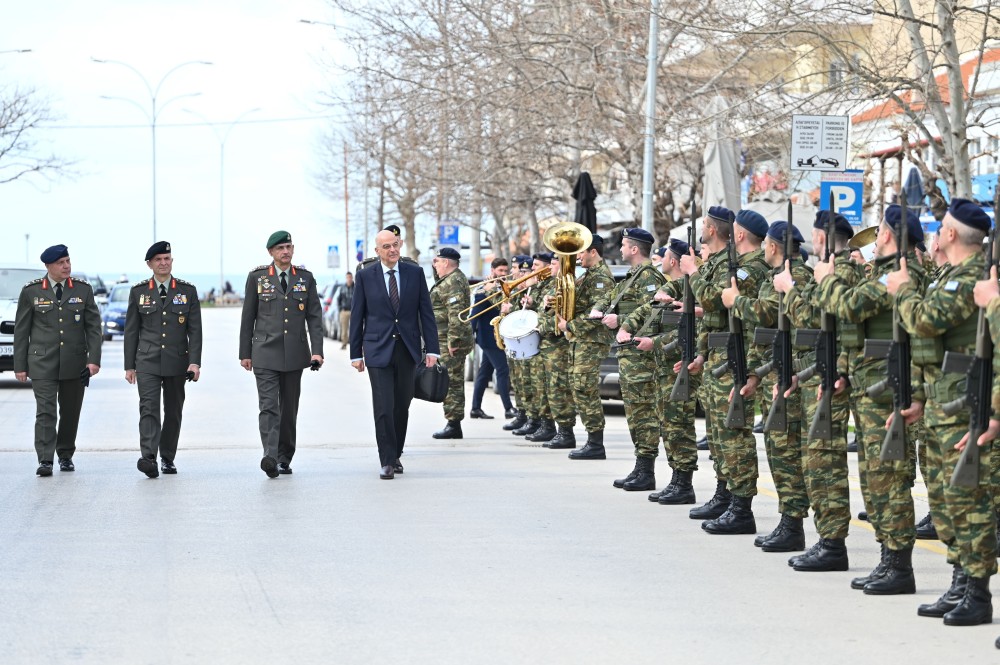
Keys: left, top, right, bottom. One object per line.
{"left": 0, "top": 264, "right": 46, "bottom": 374}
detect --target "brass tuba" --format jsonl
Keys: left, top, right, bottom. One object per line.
{"left": 542, "top": 221, "right": 593, "bottom": 337}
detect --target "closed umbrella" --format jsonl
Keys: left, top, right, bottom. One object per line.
{"left": 904, "top": 166, "right": 924, "bottom": 207}
{"left": 572, "top": 171, "right": 598, "bottom": 233}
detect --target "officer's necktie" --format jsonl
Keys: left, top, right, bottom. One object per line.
{"left": 388, "top": 269, "right": 399, "bottom": 312}
{"left": 55, "top": 282, "right": 63, "bottom": 301}
{"left": 280, "top": 271, "right": 288, "bottom": 292}
{"left": 159, "top": 284, "right": 167, "bottom": 304}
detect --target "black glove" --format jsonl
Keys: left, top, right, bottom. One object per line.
{"left": 185, "top": 371, "right": 196, "bottom": 382}
{"left": 80, "top": 368, "right": 91, "bottom": 387}
{"left": 309, "top": 360, "right": 321, "bottom": 371}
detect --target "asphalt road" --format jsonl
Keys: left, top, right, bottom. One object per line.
{"left": 0, "top": 308, "right": 995, "bottom": 664}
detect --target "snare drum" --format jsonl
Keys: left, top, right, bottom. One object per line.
{"left": 499, "top": 310, "right": 540, "bottom": 359}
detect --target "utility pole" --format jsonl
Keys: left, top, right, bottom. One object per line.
{"left": 344, "top": 141, "right": 350, "bottom": 268}
{"left": 641, "top": 0, "right": 660, "bottom": 233}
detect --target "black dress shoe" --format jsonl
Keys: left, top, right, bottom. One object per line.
{"left": 36, "top": 462, "right": 53, "bottom": 477}
{"left": 696, "top": 436, "right": 709, "bottom": 451}
{"left": 277, "top": 463, "right": 293, "bottom": 475}
{"left": 393, "top": 459, "right": 404, "bottom": 474}
{"left": 504, "top": 407, "right": 518, "bottom": 419}
{"left": 58, "top": 458, "right": 75, "bottom": 472}
{"left": 137, "top": 457, "right": 159, "bottom": 479}
{"left": 161, "top": 460, "right": 177, "bottom": 474}
{"left": 380, "top": 465, "right": 395, "bottom": 479}
{"left": 469, "top": 408, "right": 494, "bottom": 419}
{"left": 260, "top": 456, "right": 279, "bottom": 478}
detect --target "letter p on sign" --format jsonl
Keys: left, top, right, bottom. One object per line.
{"left": 830, "top": 185, "right": 856, "bottom": 212}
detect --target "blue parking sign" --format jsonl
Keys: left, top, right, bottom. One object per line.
{"left": 820, "top": 170, "right": 864, "bottom": 227}
{"left": 438, "top": 223, "right": 459, "bottom": 246}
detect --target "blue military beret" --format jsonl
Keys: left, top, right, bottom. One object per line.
{"left": 513, "top": 254, "right": 532, "bottom": 270}
{"left": 622, "top": 227, "right": 654, "bottom": 245}
{"left": 707, "top": 206, "right": 735, "bottom": 224}
{"left": 145, "top": 241, "right": 172, "bottom": 261}
{"left": 766, "top": 221, "right": 804, "bottom": 245}
{"left": 735, "top": 209, "right": 768, "bottom": 239}
{"left": 436, "top": 247, "right": 461, "bottom": 260}
{"left": 948, "top": 198, "right": 991, "bottom": 232}
{"left": 40, "top": 244, "right": 69, "bottom": 264}
{"left": 883, "top": 205, "right": 924, "bottom": 246}
{"left": 813, "top": 210, "right": 854, "bottom": 239}
{"left": 668, "top": 238, "right": 690, "bottom": 257}
{"left": 533, "top": 251, "right": 554, "bottom": 262}
{"left": 267, "top": 230, "right": 292, "bottom": 249}
{"left": 653, "top": 247, "right": 668, "bottom": 258}
{"left": 384, "top": 224, "right": 401, "bottom": 236}
{"left": 588, "top": 234, "right": 604, "bottom": 251}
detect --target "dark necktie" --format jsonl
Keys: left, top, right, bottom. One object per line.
{"left": 55, "top": 283, "right": 63, "bottom": 301}
{"left": 159, "top": 284, "right": 167, "bottom": 304}
{"left": 388, "top": 269, "right": 399, "bottom": 312}
{"left": 280, "top": 271, "right": 288, "bottom": 292}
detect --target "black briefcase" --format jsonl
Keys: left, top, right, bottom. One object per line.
{"left": 414, "top": 361, "right": 449, "bottom": 402}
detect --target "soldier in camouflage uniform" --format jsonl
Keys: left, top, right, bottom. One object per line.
{"left": 430, "top": 247, "right": 474, "bottom": 439}
{"left": 533, "top": 254, "right": 574, "bottom": 445}
{"left": 592, "top": 228, "right": 665, "bottom": 491}
{"left": 502, "top": 255, "right": 535, "bottom": 431}
{"left": 887, "top": 198, "right": 996, "bottom": 626}
{"left": 724, "top": 218, "right": 811, "bottom": 552}
{"left": 813, "top": 206, "right": 928, "bottom": 593}
{"left": 512, "top": 253, "right": 555, "bottom": 438}
{"left": 678, "top": 207, "right": 768, "bottom": 534}
{"left": 559, "top": 235, "right": 614, "bottom": 456}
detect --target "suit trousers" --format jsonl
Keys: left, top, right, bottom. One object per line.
{"left": 367, "top": 340, "right": 416, "bottom": 467}
{"left": 253, "top": 367, "right": 303, "bottom": 464}
{"left": 471, "top": 344, "right": 512, "bottom": 411}
{"left": 31, "top": 378, "right": 85, "bottom": 462}
{"left": 136, "top": 372, "right": 186, "bottom": 462}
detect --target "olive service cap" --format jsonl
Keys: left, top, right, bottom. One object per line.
{"left": 267, "top": 230, "right": 292, "bottom": 249}
{"left": 40, "top": 244, "right": 69, "bottom": 264}
{"left": 145, "top": 241, "right": 172, "bottom": 261}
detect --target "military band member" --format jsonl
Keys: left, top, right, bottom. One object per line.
{"left": 124, "top": 241, "right": 203, "bottom": 478}
{"left": 430, "top": 247, "right": 474, "bottom": 439}
{"left": 239, "top": 231, "right": 325, "bottom": 478}
{"left": 537, "top": 253, "right": 577, "bottom": 447}
{"left": 523, "top": 253, "right": 559, "bottom": 442}
{"left": 503, "top": 255, "right": 534, "bottom": 431}
{"left": 14, "top": 244, "right": 103, "bottom": 476}
{"left": 512, "top": 253, "right": 554, "bottom": 437}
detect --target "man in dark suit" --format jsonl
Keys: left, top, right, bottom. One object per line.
{"left": 239, "top": 231, "right": 324, "bottom": 478}
{"left": 350, "top": 229, "right": 439, "bottom": 479}
{"left": 124, "top": 241, "right": 203, "bottom": 478}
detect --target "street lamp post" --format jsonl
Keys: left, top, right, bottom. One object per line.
{"left": 184, "top": 108, "right": 261, "bottom": 301}
{"left": 92, "top": 58, "right": 212, "bottom": 242}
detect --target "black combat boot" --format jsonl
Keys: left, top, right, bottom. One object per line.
{"left": 513, "top": 417, "right": 541, "bottom": 436}
{"left": 544, "top": 426, "right": 576, "bottom": 449}
{"left": 569, "top": 431, "right": 606, "bottom": 460}
{"left": 851, "top": 542, "right": 888, "bottom": 590}
{"left": 864, "top": 546, "right": 916, "bottom": 595}
{"left": 760, "top": 514, "right": 805, "bottom": 552}
{"left": 525, "top": 419, "right": 556, "bottom": 442}
{"left": 702, "top": 495, "right": 756, "bottom": 535}
{"left": 788, "top": 540, "right": 822, "bottom": 567}
{"left": 943, "top": 575, "right": 993, "bottom": 626}
{"left": 432, "top": 421, "right": 463, "bottom": 439}
{"left": 659, "top": 470, "right": 696, "bottom": 505}
{"left": 613, "top": 458, "right": 641, "bottom": 488}
{"left": 649, "top": 469, "right": 678, "bottom": 502}
{"left": 623, "top": 457, "right": 656, "bottom": 491}
{"left": 503, "top": 409, "right": 527, "bottom": 431}
{"left": 792, "top": 538, "right": 848, "bottom": 571}
{"left": 918, "top": 565, "right": 967, "bottom": 617}
{"left": 915, "top": 512, "right": 938, "bottom": 540}
{"left": 689, "top": 480, "right": 731, "bottom": 520}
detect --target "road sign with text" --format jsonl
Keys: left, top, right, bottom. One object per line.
{"left": 791, "top": 115, "right": 849, "bottom": 172}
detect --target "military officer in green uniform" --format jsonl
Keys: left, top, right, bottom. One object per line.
{"left": 430, "top": 247, "right": 474, "bottom": 439}
{"left": 124, "top": 241, "right": 203, "bottom": 478}
{"left": 14, "top": 244, "right": 102, "bottom": 476}
{"left": 239, "top": 231, "right": 325, "bottom": 478}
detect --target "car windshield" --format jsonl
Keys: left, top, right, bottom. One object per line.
{"left": 0, "top": 268, "right": 43, "bottom": 300}
{"left": 109, "top": 285, "right": 130, "bottom": 302}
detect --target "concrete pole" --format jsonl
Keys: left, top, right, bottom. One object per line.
{"left": 640, "top": 0, "right": 660, "bottom": 233}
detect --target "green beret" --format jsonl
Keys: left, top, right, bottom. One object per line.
{"left": 267, "top": 231, "right": 292, "bottom": 249}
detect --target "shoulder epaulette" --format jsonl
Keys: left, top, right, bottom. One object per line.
{"left": 24, "top": 277, "right": 43, "bottom": 287}
{"left": 251, "top": 265, "right": 270, "bottom": 272}
{"left": 401, "top": 256, "right": 418, "bottom": 265}
{"left": 74, "top": 277, "right": 90, "bottom": 285}
{"left": 175, "top": 278, "right": 194, "bottom": 287}
{"left": 132, "top": 280, "right": 147, "bottom": 289}
{"left": 294, "top": 264, "right": 311, "bottom": 273}
{"left": 357, "top": 257, "right": 379, "bottom": 271}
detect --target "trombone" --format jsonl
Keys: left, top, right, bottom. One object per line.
{"left": 458, "top": 265, "right": 552, "bottom": 322}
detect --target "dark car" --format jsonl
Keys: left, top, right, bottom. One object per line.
{"left": 73, "top": 273, "right": 109, "bottom": 306}
{"left": 101, "top": 283, "right": 131, "bottom": 341}
{"left": 819, "top": 157, "right": 840, "bottom": 168}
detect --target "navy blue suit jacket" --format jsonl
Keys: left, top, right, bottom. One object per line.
{"left": 349, "top": 260, "right": 439, "bottom": 367}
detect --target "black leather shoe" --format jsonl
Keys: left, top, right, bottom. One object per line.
{"left": 58, "top": 458, "right": 75, "bottom": 472}
{"left": 432, "top": 421, "right": 463, "bottom": 439}
{"left": 393, "top": 459, "right": 404, "bottom": 474}
{"left": 696, "top": 436, "right": 709, "bottom": 451}
{"left": 569, "top": 432, "right": 605, "bottom": 460}
{"left": 277, "top": 463, "right": 292, "bottom": 475}
{"left": 36, "top": 462, "right": 53, "bottom": 477}
{"left": 689, "top": 480, "right": 731, "bottom": 519}
{"left": 857, "top": 510, "right": 868, "bottom": 521}
{"left": 137, "top": 457, "right": 159, "bottom": 479}
{"left": 864, "top": 546, "right": 916, "bottom": 595}
{"left": 703, "top": 495, "right": 756, "bottom": 535}
{"left": 918, "top": 565, "right": 967, "bottom": 617}
{"left": 792, "top": 538, "right": 848, "bottom": 571}
{"left": 260, "top": 456, "right": 279, "bottom": 478}
{"left": 623, "top": 457, "right": 655, "bottom": 491}
{"left": 544, "top": 426, "right": 576, "bottom": 449}
{"left": 161, "top": 460, "right": 177, "bottom": 475}
{"left": 504, "top": 408, "right": 518, "bottom": 419}
{"left": 760, "top": 514, "right": 805, "bottom": 552}
{"left": 943, "top": 575, "right": 993, "bottom": 625}
{"left": 469, "top": 408, "right": 494, "bottom": 419}
{"left": 915, "top": 512, "right": 938, "bottom": 540}
{"left": 504, "top": 410, "right": 528, "bottom": 431}
{"left": 380, "top": 465, "right": 395, "bottom": 479}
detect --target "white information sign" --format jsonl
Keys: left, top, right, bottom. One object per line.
{"left": 790, "top": 115, "right": 849, "bottom": 172}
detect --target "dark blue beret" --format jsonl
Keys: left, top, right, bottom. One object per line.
{"left": 707, "top": 206, "right": 735, "bottom": 224}
{"left": 668, "top": 238, "right": 690, "bottom": 257}
{"left": 513, "top": 255, "right": 532, "bottom": 270}
{"left": 766, "top": 221, "right": 804, "bottom": 245}
{"left": 948, "top": 198, "right": 991, "bottom": 232}
{"left": 622, "top": 227, "right": 654, "bottom": 245}
{"left": 532, "top": 252, "right": 554, "bottom": 263}
{"left": 40, "top": 244, "right": 69, "bottom": 264}
{"left": 436, "top": 247, "right": 461, "bottom": 261}
{"left": 587, "top": 234, "right": 604, "bottom": 251}
{"left": 267, "top": 230, "right": 292, "bottom": 249}
{"left": 814, "top": 210, "right": 854, "bottom": 239}
{"left": 883, "top": 205, "right": 924, "bottom": 246}
{"left": 653, "top": 247, "right": 667, "bottom": 258}
{"left": 735, "top": 209, "right": 768, "bottom": 239}
{"left": 145, "top": 241, "right": 172, "bottom": 261}
{"left": 384, "top": 224, "right": 401, "bottom": 236}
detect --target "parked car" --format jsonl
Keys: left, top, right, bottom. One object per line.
{"left": 0, "top": 264, "right": 45, "bottom": 373}
{"left": 323, "top": 282, "right": 347, "bottom": 340}
{"left": 73, "top": 273, "right": 109, "bottom": 306}
{"left": 101, "top": 283, "right": 131, "bottom": 341}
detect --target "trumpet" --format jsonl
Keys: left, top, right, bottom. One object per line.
{"left": 470, "top": 274, "right": 508, "bottom": 295}
{"left": 458, "top": 266, "right": 552, "bottom": 322}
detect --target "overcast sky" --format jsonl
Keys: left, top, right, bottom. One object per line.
{"left": 0, "top": 0, "right": 364, "bottom": 289}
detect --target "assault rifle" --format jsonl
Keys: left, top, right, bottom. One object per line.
{"left": 863, "top": 196, "right": 912, "bottom": 461}
{"left": 669, "top": 217, "right": 697, "bottom": 402}
{"left": 611, "top": 301, "right": 668, "bottom": 350}
{"left": 707, "top": 235, "right": 749, "bottom": 427}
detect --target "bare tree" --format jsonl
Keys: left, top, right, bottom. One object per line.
{"left": 0, "top": 84, "right": 68, "bottom": 185}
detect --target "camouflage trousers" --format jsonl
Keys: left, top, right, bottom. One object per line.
{"left": 704, "top": 347, "right": 756, "bottom": 497}
{"left": 618, "top": 348, "right": 659, "bottom": 459}
{"left": 509, "top": 356, "right": 525, "bottom": 409}
{"left": 442, "top": 349, "right": 470, "bottom": 421}
{"left": 854, "top": 394, "right": 915, "bottom": 551}
{"left": 759, "top": 379, "right": 809, "bottom": 519}
{"left": 923, "top": 417, "right": 998, "bottom": 578}
{"left": 657, "top": 368, "right": 699, "bottom": 473}
{"left": 532, "top": 349, "right": 552, "bottom": 420}
{"left": 800, "top": 379, "right": 851, "bottom": 539}
{"left": 541, "top": 340, "right": 574, "bottom": 427}
{"left": 571, "top": 341, "right": 606, "bottom": 433}
{"left": 520, "top": 354, "right": 544, "bottom": 419}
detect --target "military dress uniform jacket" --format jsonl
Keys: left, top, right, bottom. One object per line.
{"left": 14, "top": 276, "right": 103, "bottom": 380}
{"left": 239, "top": 264, "right": 324, "bottom": 371}
{"left": 124, "top": 277, "right": 203, "bottom": 376}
